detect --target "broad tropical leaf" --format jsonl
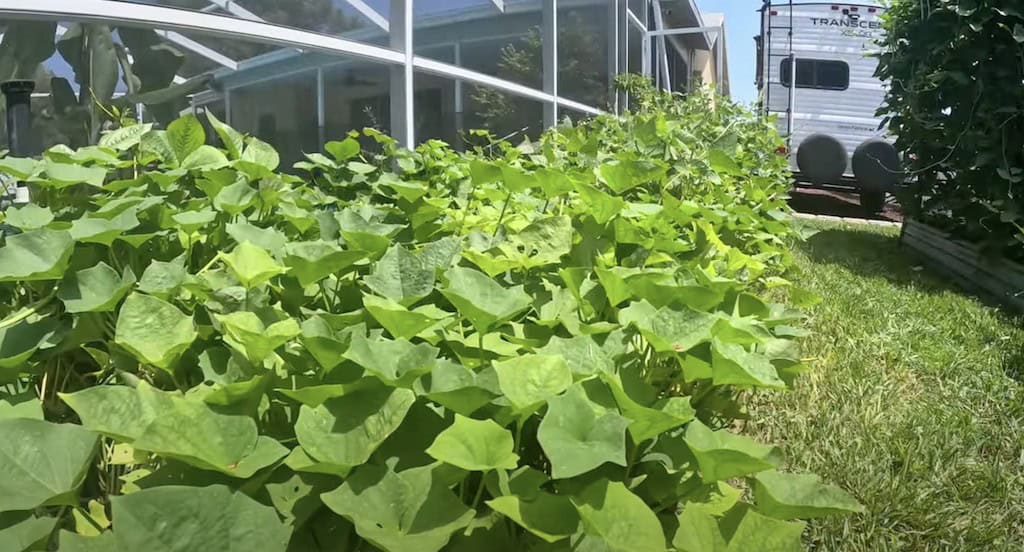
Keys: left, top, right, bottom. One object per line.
{"left": 426, "top": 414, "right": 518, "bottom": 471}
{"left": 0, "top": 418, "right": 98, "bottom": 511}
{"left": 61, "top": 383, "right": 285, "bottom": 477}
{"left": 537, "top": 384, "right": 629, "bottom": 478}
{"left": 114, "top": 293, "right": 196, "bottom": 371}
{"left": 321, "top": 463, "right": 474, "bottom": 552}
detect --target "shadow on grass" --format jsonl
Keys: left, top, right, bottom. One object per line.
{"left": 800, "top": 225, "right": 1024, "bottom": 384}
{"left": 1002, "top": 349, "right": 1024, "bottom": 384}
{"left": 800, "top": 227, "right": 953, "bottom": 294}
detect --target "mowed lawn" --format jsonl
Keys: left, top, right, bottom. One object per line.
{"left": 748, "top": 220, "right": 1024, "bottom": 551}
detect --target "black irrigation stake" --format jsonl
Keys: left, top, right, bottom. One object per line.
{"left": 2, "top": 79, "right": 35, "bottom": 208}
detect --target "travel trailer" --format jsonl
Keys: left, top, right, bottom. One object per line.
{"left": 756, "top": 1, "right": 900, "bottom": 212}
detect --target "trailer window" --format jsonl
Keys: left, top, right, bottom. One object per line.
{"left": 780, "top": 59, "right": 849, "bottom": 90}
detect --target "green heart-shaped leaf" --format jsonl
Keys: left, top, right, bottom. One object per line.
{"left": 535, "top": 334, "right": 615, "bottom": 377}
{"left": 723, "top": 506, "right": 805, "bottom": 552}
{"left": 0, "top": 418, "right": 98, "bottom": 511}
{"left": 58, "top": 262, "right": 135, "bottom": 313}
{"left": 321, "top": 463, "right": 474, "bottom": 552}
{"left": 213, "top": 179, "right": 257, "bottom": 215}
{"left": 180, "top": 144, "right": 229, "bottom": 171}
{"left": 493, "top": 354, "right": 572, "bottom": 413}
{"left": 0, "top": 319, "right": 60, "bottom": 377}
{"left": 0, "top": 228, "right": 74, "bottom": 281}
{"left": 70, "top": 210, "right": 140, "bottom": 245}
{"left": 136, "top": 257, "right": 187, "bottom": 298}
{"left": 415, "top": 360, "right": 498, "bottom": 415}
{"left": 343, "top": 332, "right": 438, "bottom": 386}
{"left": 441, "top": 267, "right": 532, "bottom": 333}
{"left": 364, "top": 244, "right": 436, "bottom": 307}
{"left": 570, "top": 480, "right": 666, "bottom": 552}
{"left": 426, "top": 414, "right": 518, "bottom": 471}
{"left": 684, "top": 419, "right": 781, "bottom": 482}
{"left": 283, "top": 240, "right": 365, "bottom": 287}
{"left": 363, "top": 294, "right": 449, "bottom": 339}
{"left": 0, "top": 512, "right": 59, "bottom": 551}
{"left": 711, "top": 339, "right": 786, "bottom": 389}
{"left": 221, "top": 241, "right": 287, "bottom": 288}
{"left": 487, "top": 492, "right": 579, "bottom": 543}
{"left": 620, "top": 300, "right": 717, "bottom": 353}
{"left": 114, "top": 293, "right": 196, "bottom": 371}
{"left": 537, "top": 384, "right": 629, "bottom": 479}
{"left": 295, "top": 381, "right": 415, "bottom": 468}
{"left": 673, "top": 504, "right": 728, "bottom": 552}
{"left": 106, "top": 485, "right": 290, "bottom": 551}
{"left": 751, "top": 470, "right": 863, "bottom": 519}
{"left": 216, "top": 311, "right": 300, "bottom": 362}
{"left": 2, "top": 204, "right": 53, "bottom": 230}
{"left": 61, "top": 383, "right": 286, "bottom": 477}
{"left": 226, "top": 221, "right": 287, "bottom": 255}
{"left": 42, "top": 159, "right": 107, "bottom": 188}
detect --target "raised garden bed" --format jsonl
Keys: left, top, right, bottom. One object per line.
{"left": 900, "top": 219, "right": 1024, "bottom": 312}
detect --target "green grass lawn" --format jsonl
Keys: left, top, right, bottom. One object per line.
{"left": 748, "top": 220, "right": 1024, "bottom": 551}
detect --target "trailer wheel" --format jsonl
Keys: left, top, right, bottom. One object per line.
{"left": 796, "top": 133, "right": 848, "bottom": 185}
{"left": 861, "top": 191, "right": 886, "bottom": 214}
{"left": 853, "top": 139, "right": 901, "bottom": 192}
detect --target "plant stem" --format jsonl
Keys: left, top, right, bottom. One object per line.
{"left": 470, "top": 474, "right": 487, "bottom": 510}
{"left": 76, "top": 506, "right": 106, "bottom": 533}
{"left": 319, "top": 281, "right": 333, "bottom": 311}
{"left": 513, "top": 417, "right": 526, "bottom": 451}
{"left": 492, "top": 190, "right": 512, "bottom": 237}
{"left": 690, "top": 382, "right": 716, "bottom": 409}
{"left": 0, "top": 291, "right": 56, "bottom": 331}
{"left": 332, "top": 276, "right": 344, "bottom": 311}
{"left": 196, "top": 252, "right": 221, "bottom": 275}
{"left": 478, "top": 331, "right": 485, "bottom": 367}
{"left": 624, "top": 443, "right": 639, "bottom": 480}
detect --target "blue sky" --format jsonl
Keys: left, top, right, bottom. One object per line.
{"left": 696, "top": 0, "right": 760, "bottom": 105}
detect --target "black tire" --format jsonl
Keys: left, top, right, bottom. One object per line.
{"left": 796, "top": 133, "right": 848, "bottom": 185}
{"left": 852, "top": 139, "right": 901, "bottom": 192}
{"left": 861, "top": 191, "right": 886, "bottom": 214}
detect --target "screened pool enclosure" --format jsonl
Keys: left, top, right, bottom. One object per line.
{"left": 0, "top": 0, "right": 725, "bottom": 163}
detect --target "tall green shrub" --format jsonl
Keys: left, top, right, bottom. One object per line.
{"left": 877, "top": 1, "right": 1024, "bottom": 258}
{"left": 0, "top": 83, "right": 859, "bottom": 551}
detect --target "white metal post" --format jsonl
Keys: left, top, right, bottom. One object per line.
{"left": 343, "top": 0, "right": 388, "bottom": 31}
{"left": 607, "top": 0, "right": 618, "bottom": 113}
{"left": 390, "top": 0, "right": 414, "bottom": 147}
{"left": 542, "top": 0, "right": 558, "bottom": 127}
{"left": 787, "top": 51, "right": 796, "bottom": 137}
{"left": 453, "top": 41, "right": 464, "bottom": 146}
{"left": 316, "top": 67, "right": 325, "bottom": 146}
{"left": 651, "top": 0, "right": 671, "bottom": 91}
{"left": 716, "top": 28, "right": 724, "bottom": 95}
{"left": 641, "top": 32, "right": 651, "bottom": 80}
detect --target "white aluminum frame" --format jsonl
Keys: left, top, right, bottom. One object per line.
{"left": 344, "top": 0, "right": 389, "bottom": 32}
{"left": 644, "top": 25, "right": 725, "bottom": 95}
{"left": 0, "top": 0, "right": 723, "bottom": 148}
{"left": 154, "top": 29, "right": 238, "bottom": 70}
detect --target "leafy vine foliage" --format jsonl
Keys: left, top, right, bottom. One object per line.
{"left": 876, "top": 1, "right": 1024, "bottom": 258}
{"left": 0, "top": 81, "right": 860, "bottom": 551}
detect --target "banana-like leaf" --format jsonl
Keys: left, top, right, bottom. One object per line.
{"left": 0, "top": 21, "right": 57, "bottom": 80}
{"left": 49, "top": 77, "right": 78, "bottom": 115}
{"left": 118, "top": 27, "right": 184, "bottom": 92}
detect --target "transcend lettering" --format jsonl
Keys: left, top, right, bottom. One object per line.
{"left": 810, "top": 18, "right": 883, "bottom": 29}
